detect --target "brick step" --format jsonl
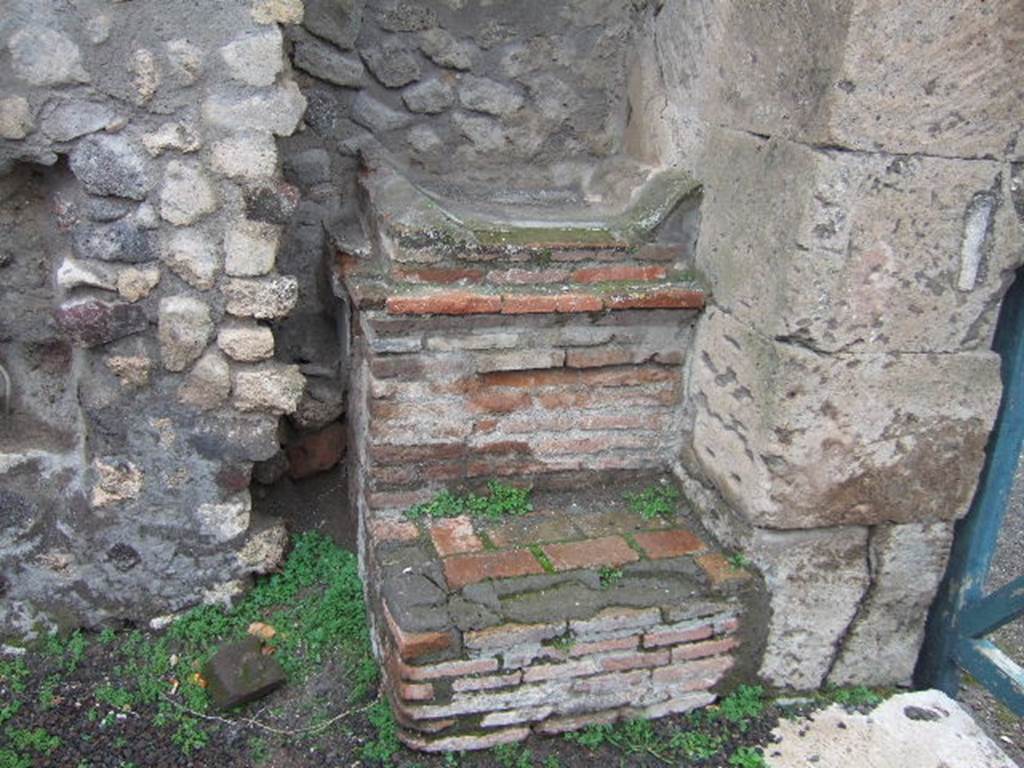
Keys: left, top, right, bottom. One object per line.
{"left": 366, "top": 474, "right": 763, "bottom": 750}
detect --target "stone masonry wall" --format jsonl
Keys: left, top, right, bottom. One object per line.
{"left": 633, "top": 0, "right": 1024, "bottom": 689}
{"left": 0, "top": 0, "right": 327, "bottom": 638}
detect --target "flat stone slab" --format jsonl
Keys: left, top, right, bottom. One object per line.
{"left": 202, "top": 635, "right": 286, "bottom": 710}
{"left": 767, "top": 689, "right": 1016, "bottom": 768}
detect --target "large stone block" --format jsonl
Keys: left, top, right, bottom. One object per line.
{"left": 690, "top": 307, "right": 1001, "bottom": 529}
{"left": 703, "top": 0, "right": 1024, "bottom": 159}
{"left": 697, "top": 129, "right": 1023, "bottom": 354}
{"left": 752, "top": 526, "right": 869, "bottom": 690}
{"left": 829, "top": 522, "right": 954, "bottom": 686}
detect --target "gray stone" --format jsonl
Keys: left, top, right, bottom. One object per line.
{"left": 402, "top": 77, "right": 455, "bottom": 114}
{"left": 362, "top": 40, "right": 422, "bottom": 88}
{"left": 218, "top": 322, "right": 275, "bottom": 362}
{"left": 377, "top": 3, "right": 437, "bottom": 32}
{"left": 219, "top": 27, "right": 283, "bottom": 87}
{"left": 141, "top": 122, "right": 202, "bottom": 157}
{"left": 178, "top": 349, "right": 231, "bottom": 411}
{"left": 203, "top": 635, "right": 286, "bottom": 709}
{"left": 116, "top": 266, "right": 160, "bottom": 302}
{"left": 158, "top": 296, "right": 214, "bottom": 372}
{"left": 83, "top": 197, "right": 134, "bottom": 223}
{"left": 165, "top": 39, "right": 204, "bottom": 85}
{"left": 55, "top": 299, "right": 148, "bottom": 348}
{"left": 236, "top": 524, "right": 289, "bottom": 574}
{"left": 225, "top": 220, "right": 280, "bottom": 277}
{"left": 128, "top": 48, "right": 160, "bottom": 106}
{"left": 57, "top": 258, "right": 117, "bottom": 292}
{"left": 691, "top": 306, "right": 1003, "bottom": 529}
{"left": 451, "top": 111, "right": 505, "bottom": 150}
{"left": 293, "top": 38, "right": 365, "bottom": 88}
{"left": 752, "top": 526, "right": 869, "bottom": 690}
{"left": 210, "top": 133, "right": 277, "bottom": 180}
{"left": 162, "top": 229, "right": 220, "bottom": 289}
{"left": 160, "top": 161, "right": 218, "bottom": 226}
{"left": 283, "top": 148, "right": 332, "bottom": 186}
{"left": 351, "top": 92, "right": 413, "bottom": 133}
{"left": 234, "top": 364, "right": 305, "bottom": 414}
{"left": 290, "top": 377, "right": 344, "bottom": 430}
{"left": 189, "top": 413, "right": 281, "bottom": 462}
{"left": 8, "top": 26, "right": 89, "bottom": 86}
{"left": 41, "top": 101, "right": 119, "bottom": 142}
{"left": 0, "top": 97, "right": 33, "bottom": 140}
{"left": 69, "top": 135, "right": 150, "bottom": 201}
{"left": 251, "top": 0, "right": 304, "bottom": 24}
{"left": 202, "top": 82, "right": 307, "bottom": 137}
{"left": 407, "top": 124, "right": 443, "bottom": 154}
{"left": 253, "top": 451, "right": 289, "bottom": 485}
{"left": 224, "top": 276, "right": 299, "bottom": 319}
{"left": 418, "top": 28, "right": 475, "bottom": 70}
{"left": 458, "top": 76, "right": 523, "bottom": 117}
{"left": 770, "top": 690, "right": 1017, "bottom": 768}
{"left": 829, "top": 522, "right": 955, "bottom": 687}
{"left": 72, "top": 220, "right": 157, "bottom": 263}
{"left": 696, "top": 130, "right": 1024, "bottom": 354}
{"left": 242, "top": 182, "right": 300, "bottom": 225}
{"left": 303, "top": 0, "right": 363, "bottom": 51}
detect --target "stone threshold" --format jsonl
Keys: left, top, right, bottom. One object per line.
{"left": 366, "top": 475, "right": 762, "bottom": 750}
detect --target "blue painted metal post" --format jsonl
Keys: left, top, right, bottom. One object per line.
{"left": 918, "top": 271, "right": 1024, "bottom": 714}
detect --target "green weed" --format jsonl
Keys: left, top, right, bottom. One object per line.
{"left": 493, "top": 743, "right": 533, "bottom": 768}
{"left": 727, "top": 553, "right": 751, "bottom": 569}
{"left": 362, "top": 700, "right": 400, "bottom": 764}
{"left": 598, "top": 566, "right": 623, "bottom": 589}
{"left": 5, "top": 727, "right": 60, "bottom": 755}
{"left": 822, "top": 685, "right": 883, "bottom": 708}
{"left": 624, "top": 484, "right": 679, "bottom": 519}
{"left": 728, "top": 746, "right": 766, "bottom": 767}
{"left": 669, "top": 729, "right": 723, "bottom": 760}
{"left": 563, "top": 723, "right": 613, "bottom": 750}
{"left": 529, "top": 545, "right": 555, "bottom": 574}
{"left": 406, "top": 481, "right": 533, "bottom": 521}
{"left": 715, "top": 685, "right": 765, "bottom": 731}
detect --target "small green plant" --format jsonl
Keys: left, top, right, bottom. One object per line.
{"left": 669, "top": 729, "right": 724, "bottom": 760}
{"left": 598, "top": 566, "right": 623, "bottom": 589}
{"left": 625, "top": 484, "right": 679, "bottom": 519}
{"left": 727, "top": 553, "right": 751, "bottom": 569}
{"left": 493, "top": 743, "right": 533, "bottom": 768}
{"left": 362, "top": 700, "right": 400, "bottom": 764}
{"left": 563, "top": 723, "right": 613, "bottom": 750}
{"left": 613, "top": 718, "right": 661, "bottom": 755}
{"left": 550, "top": 634, "right": 575, "bottom": 654}
{"left": 715, "top": 685, "right": 765, "bottom": 731}
{"left": 442, "top": 751, "right": 461, "bottom": 768}
{"left": 98, "top": 627, "right": 117, "bottom": 645}
{"left": 406, "top": 481, "right": 532, "bottom": 521}
{"left": 824, "top": 685, "right": 883, "bottom": 708}
{"left": 6, "top": 727, "right": 61, "bottom": 756}
{"left": 728, "top": 746, "right": 766, "bottom": 768}
{"left": 541, "top": 756, "right": 561, "bottom": 768}
{"left": 529, "top": 545, "right": 555, "bottom": 574}
{"left": 95, "top": 683, "right": 135, "bottom": 711}
{"left": 36, "top": 675, "right": 60, "bottom": 709}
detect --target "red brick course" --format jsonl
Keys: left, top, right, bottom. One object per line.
{"left": 383, "top": 601, "right": 453, "bottom": 661}
{"left": 633, "top": 529, "right": 706, "bottom": 559}
{"left": 443, "top": 550, "right": 546, "bottom": 589}
{"left": 429, "top": 516, "right": 484, "bottom": 556}
{"left": 386, "top": 292, "right": 502, "bottom": 315}
{"left": 542, "top": 535, "right": 639, "bottom": 571}
{"left": 671, "top": 636, "right": 740, "bottom": 662}
{"left": 696, "top": 553, "right": 752, "bottom": 586}
{"left": 571, "top": 265, "right": 667, "bottom": 283}
{"left": 605, "top": 288, "right": 705, "bottom": 310}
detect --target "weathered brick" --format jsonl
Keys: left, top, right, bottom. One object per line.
{"left": 571, "top": 669, "right": 650, "bottom": 695}
{"left": 372, "top": 443, "right": 466, "bottom": 465}
{"left": 444, "top": 549, "right": 547, "bottom": 589}
{"left": 502, "top": 644, "right": 565, "bottom": 669}
{"left": 716, "top": 615, "right": 740, "bottom": 634}
{"left": 643, "top": 619, "right": 714, "bottom": 649}
{"left": 369, "top": 517, "right": 421, "bottom": 544}
{"left": 569, "top": 635, "right": 639, "bottom": 657}
{"left": 634, "top": 244, "right": 683, "bottom": 262}
{"left": 452, "top": 671, "right": 522, "bottom": 692}
{"left": 671, "top": 636, "right": 740, "bottom": 663}
{"left": 605, "top": 288, "right": 705, "bottom": 310}
{"left": 480, "top": 706, "right": 553, "bottom": 727}
{"left": 533, "top": 433, "right": 652, "bottom": 457}
{"left": 398, "top": 727, "right": 529, "bottom": 752}
{"left": 696, "top": 553, "right": 753, "bottom": 587}
{"left": 479, "top": 366, "right": 676, "bottom": 390}
{"left": 465, "top": 622, "right": 565, "bottom": 652}
{"left": 533, "top": 709, "right": 621, "bottom": 735}
{"left": 429, "top": 516, "right": 483, "bottom": 557}
{"left": 401, "top": 657, "right": 499, "bottom": 682}
{"left": 476, "top": 349, "right": 565, "bottom": 373}
{"left": 383, "top": 600, "right": 454, "bottom": 661}
{"left": 571, "top": 265, "right": 667, "bottom": 283}
{"left": 398, "top": 681, "right": 435, "bottom": 701}
{"left": 487, "top": 268, "right": 570, "bottom": 285}
{"left": 651, "top": 655, "right": 734, "bottom": 689}
{"left": 395, "top": 267, "right": 485, "bottom": 284}
{"left": 501, "top": 293, "right": 603, "bottom": 314}
{"left": 468, "top": 389, "right": 532, "bottom": 413}
{"left": 570, "top": 607, "right": 661, "bottom": 639}
{"left": 633, "top": 529, "right": 706, "bottom": 559}
{"left": 522, "top": 659, "right": 599, "bottom": 683}
{"left": 387, "top": 292, "right": 502, "bottom": 315}
{"left": 542, "top": 536, "right": 640, "bottom": 571}
{"left": 632, "top": 691, "right": 716, "bottom": 719}
{"left": 565, "top": 347, "right": 638, "bottom": 368}
{"left": 369, "top": 355, "right": 425, "bottom": 379}
{"left": 598, "top": 649, "right": 671, "bottom": 672}
{"left": 426, "top": 332, "right": 520, "bottom": 352}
